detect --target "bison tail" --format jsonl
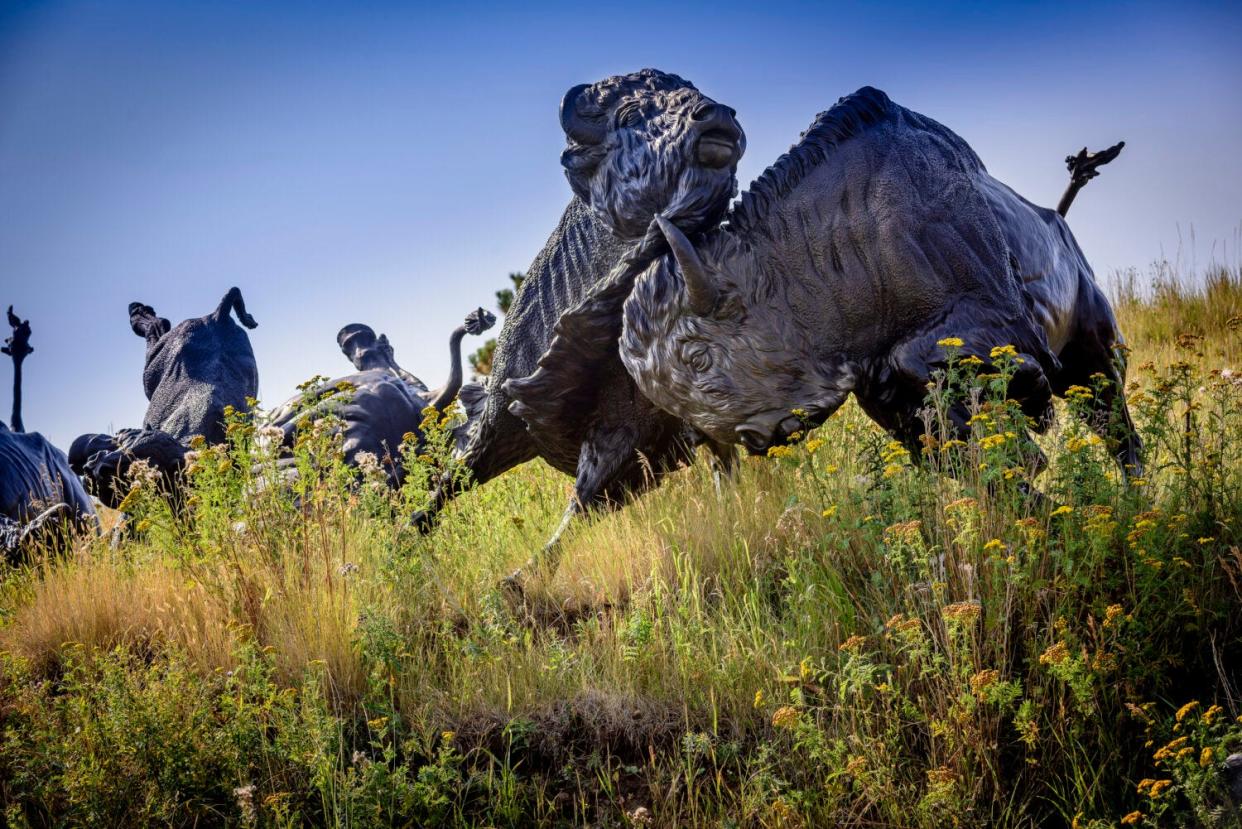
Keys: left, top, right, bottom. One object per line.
{"left": 216, "top": 287, "right": 259, "bottom": 329}
{"left": 1056, "top": 141, "right": 1124, "bottom": 217}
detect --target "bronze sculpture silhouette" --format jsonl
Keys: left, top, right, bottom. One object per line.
{"left": 2, "top": 307, "right": 96, "bottom": 555}
{"left": 71, "top": 288, "right": 260, "bottom": 510}
{"left": 265, "top": 309, "right": 494, "bottom": 485}
{"left": 418, "top": 69, "right": 743, "bottom": 579}
{"left": 512, "top": 87, "right": 1139, "bottom": 477}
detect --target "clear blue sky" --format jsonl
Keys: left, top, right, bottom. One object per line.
{"left": 2, "top": 0, "right": 1239, "bottom": 450}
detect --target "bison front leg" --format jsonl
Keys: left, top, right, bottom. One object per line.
{"left": 505, "top": 427, "right": 647, "bottom": 589}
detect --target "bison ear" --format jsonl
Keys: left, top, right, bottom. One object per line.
{"left": 560, "top": 83, "right": 606, "bottom": 146}
{"left": 655, "top": 216, "right": 719, "bottom": 316}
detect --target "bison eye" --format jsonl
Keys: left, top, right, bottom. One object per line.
{"left": 681, "top": 342, "right": 713, "bottom": 373}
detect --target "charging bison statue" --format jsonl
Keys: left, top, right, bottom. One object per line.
{"left": 70, "top": 287, "right": 260, "bottom": 509}
{"left": 565, "top": 86, "right": 1141, "bottom": 472}
{"left": 265, "top": 309, "right": 494, "bottom": 485}
{"left": 2, "top": 307, "right": 96, "bottom": 556}
{"left": 419, "top": 69, "right": 744, "bottom": 577}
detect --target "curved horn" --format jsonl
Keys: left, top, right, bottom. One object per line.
{"left": 559, "top": 83, "right": 605, "bottom": 146}
{"left": 655, "top": 216, "right": 717, "bottom": 315}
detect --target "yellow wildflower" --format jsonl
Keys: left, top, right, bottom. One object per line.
{"left": 1197, "top": 536, "right": 1216, "bottom": 544}
{"left": 884, "top": 519, "right": 922, "bottom": 543}
{"left": 441, "top": 730, "right": 455, "bottom": 743}
{"left": 1103, "top": 604, "right": 1125, "bottom": 628}
{"left": 989, "top": 344, "right": 1018, "bottom": 359}
{"left": 1153, "top": 736, "right": 1189, "bottom": 762}
{"left": 845, "top": 755, "right": 866, "bottom": 775}
{"left": 1175, "top": 700, "right": 1200, "bottom": 722}
{"left": 984, "top": 538, "right": 1005, "bottom": 551}
{"left": 821, "top": 505, "right": 838, "bottom": 518}
{"left": 839, "top": 634, "right": 867, "bottom": 653}
{"left": 766, "top": 445, "right": 794, "bottom": 459}
{"left": 1203, "top": 704, "right": 1223, "bottom": 724}
{"left": 1148, "top": 779, "right": 1173, "bottom": 797}
{"left": 1200, "top": 746, "right": 1214, "bottom": 767}
{"left": 970, "top": 669, "right": 999, "bottom": 697}
{"left": 771, "top": 706, "right": 800, "bottom": 730}
{"left": 804, "top": 437, "right": 824, "bottom": 454}
{"left": 960, "top": 354, "right": 984, "bottom": 366}
{"left": 942, "top": 602, "right": 982, "bottom": 623}
{"left": 937, "top": 336, "right": 965, "bottom": 348}
{"left": 1039, "top": 641, "right": 1069, "bottom": 666}
{"left": 753, "top": 689, "right": 765, "bottom": 709}
{"left": 978, "top": 433, "right": 1009, "bottom": 450}
{"left": 1121, "top": 812, "right": 1142, "bottom": 825}
{"left": 1051, "top": 505, "right": 1073, "bottom": 517}
{"left": 116, "top": 486, "right": 142, "bottom": 513}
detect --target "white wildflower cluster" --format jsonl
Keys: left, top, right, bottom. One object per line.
{"left": 354, "top": 451, "right": 382, "bottom": 477}
{"left": 233, "top": 784, "right": 256, "bottom": 825}
{"left": 126, "top": 458, "right": 161, "bottom": 487}
{"left": 256, "top": 424, "right": 285, "bottom": 445}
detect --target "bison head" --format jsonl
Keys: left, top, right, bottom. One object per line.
{"left": 620, "top": 218, "right": 852, "bottom": 454}
{"left": 560, "top": 68, "right": 745, "bottom": 242}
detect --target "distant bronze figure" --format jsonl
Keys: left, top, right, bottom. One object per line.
{"left": 68, "top": 428, "right": 187, "bottom": 511}
{"left": 131, "top": 286, "right": 259, "bottom": 445}
{"left": 71, "top": 287, "right": 260, "bottom": 510}
{"left": 265, "top": 309, "right": 494, "bottom": 485}
{"left": 2, "top": 307, "right": 96, "bottom": 556}
{"left": 418, "top": 69, "right": 743, "bottom": 579}
{"left": 1057, "top": 141, "right": 1124, "bottom": 217}
{"left": 513, "top": 87, "right": 1139, "bottom": 475}
{"left": 3, "top": 306, "right": 32, "bottom": 433}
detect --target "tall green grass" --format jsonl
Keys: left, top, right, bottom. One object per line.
{"left": 1, "top": 264, "right": 1240, "bottom": 827}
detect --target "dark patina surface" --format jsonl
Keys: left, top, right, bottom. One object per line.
{"left": 423, "top": 69, "right": 744, "bottom": 572}
{"left": 265, "top": 310, "right": 494, "bottom": 485}
{"left": 2, "top": 307, "right": 96, "bottom": 555}
{"left": 71, "top": 287, "right": 260, "bottom": 509}
{"left": 580, "top": 87, "right": 1142, "bottom": 471}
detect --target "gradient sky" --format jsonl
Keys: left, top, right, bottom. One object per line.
{"left": 1, "top": 0, "right": 1239, "bottom": 450}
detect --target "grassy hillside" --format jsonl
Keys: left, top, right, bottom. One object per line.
{"left": 2, "top": 265, "right": 1240, "bottom": 827}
